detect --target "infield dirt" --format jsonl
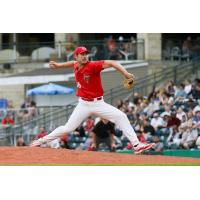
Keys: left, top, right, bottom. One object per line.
{"left": 0, "top": 147, "right": 200, "bottom": 165}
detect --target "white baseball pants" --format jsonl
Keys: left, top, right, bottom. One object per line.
{"left": 40, "top": 98, "right": 139, "bottom": 146}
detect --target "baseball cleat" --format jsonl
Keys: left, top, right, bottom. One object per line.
{"left": 133, "top": 142, "right": 155, "bottom": 154}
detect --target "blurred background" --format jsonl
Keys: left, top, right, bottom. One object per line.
{"left": 0, "top": 33, "right": 200, "bottom": 157}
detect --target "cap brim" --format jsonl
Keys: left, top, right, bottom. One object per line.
{"left": 74, "top": 50, "right": 90, "bottom": 57}
{"left": 74, "top": 50, "right": 89, "bottom": 57}
{"left": 80, "top": 50, "right": 89, "bottom": 54}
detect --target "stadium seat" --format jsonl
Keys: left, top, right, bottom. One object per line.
{"left": 170, "top": 46, "right": 181, "bottom": 61}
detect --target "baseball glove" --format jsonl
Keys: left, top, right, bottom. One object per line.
{"left": 123, "top": 76, "right": 135, "bottom": 89}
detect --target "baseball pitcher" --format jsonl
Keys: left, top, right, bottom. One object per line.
{"left": 30, "top": 46, "right": 154, "bottom": 154}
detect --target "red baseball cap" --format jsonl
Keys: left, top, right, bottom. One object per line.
{"left": 74, "top": 46, "right": 89, "bottom": 56}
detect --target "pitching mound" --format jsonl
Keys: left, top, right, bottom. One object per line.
{"left": 0, "top": 147, "right": 200, "bottom": 165}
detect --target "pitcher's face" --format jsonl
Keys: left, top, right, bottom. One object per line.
{"left": 75, "top": 52, "right": 89, "bottom": 64}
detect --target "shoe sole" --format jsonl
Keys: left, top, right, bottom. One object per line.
{"left": 134, "top": 143, "right": 155, "bottom": 155}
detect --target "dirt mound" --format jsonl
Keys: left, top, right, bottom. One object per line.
{"left": 0, "top": 147, "right": 200, "bottom": 165}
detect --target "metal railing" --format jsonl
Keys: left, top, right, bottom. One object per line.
{"left": 1, "top": 57, "right": 200, "bottom": 145}
{"left": 0, "top": 39, "right": 145, "bottom": 64}
{"left": 162, "top": 38, "right": 200, "bottom": 61}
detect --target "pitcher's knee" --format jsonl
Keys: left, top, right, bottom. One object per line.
{"left": 120, "top": 112, "right": 128, "bottom": 119}
{"left": 115, "top": 112, "right": 128, "bottom": 122}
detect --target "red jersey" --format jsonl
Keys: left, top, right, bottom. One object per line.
{"left": 74, "top": 61, "right": 104, "bottom": 98}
